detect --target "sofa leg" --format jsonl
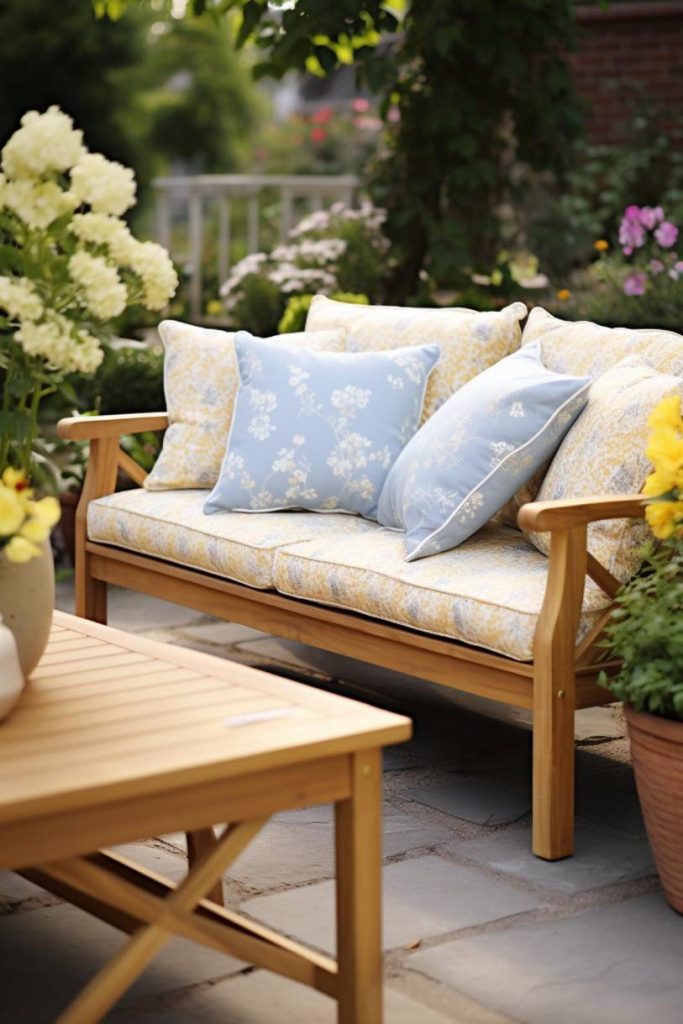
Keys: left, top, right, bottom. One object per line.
{"left": 532, "top": 664, "right": 575, "bottom": 860}
{"left": 75, "top": 551, "right": 107, "bottom": 623}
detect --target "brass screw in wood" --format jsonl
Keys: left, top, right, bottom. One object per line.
{"left": 557, "top": 690, "right": 565, "bottom": 699}
{"left": 361, "top": 764, "right": 372, "bottom": 777}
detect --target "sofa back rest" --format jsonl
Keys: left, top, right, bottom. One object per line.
{"left": 305, "top": 295, "right": 527, "bottom": 421}
{"left": 523, "top": 307, "right": 683, "bottom": 379}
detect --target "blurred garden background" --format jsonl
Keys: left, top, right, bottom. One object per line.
{"left": 2, "top": 0, "right": 683, "bottom": 551}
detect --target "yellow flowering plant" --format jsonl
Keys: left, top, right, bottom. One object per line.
{"left": 0, "top": 468, "right": 60, "bottom": 564}
{"left": 600, "top": 395, "right": 683, "bottom": 720}
{"left": 0, "top": 106, "right": 178, "bottom": 477}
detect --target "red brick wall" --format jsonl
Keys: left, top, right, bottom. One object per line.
{"left": 570, "top": 2, "right": 683, "bottom": 141}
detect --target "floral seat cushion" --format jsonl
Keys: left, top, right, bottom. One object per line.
{"left": 87, "top": 488, "right": 377, "bottom": 589}
{"left": 270, "top": 522, "right": 609, "bottom": 662}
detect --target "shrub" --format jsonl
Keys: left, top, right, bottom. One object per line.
{"left": 96, "top": 345, "right": 165, "bottom": 415}
{"left": 220, "top": 202, "right": 388, "bottom": 335}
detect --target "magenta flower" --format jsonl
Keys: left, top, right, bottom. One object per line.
{"left": 639, "top": 206, "right": 664, "bottom": 230}
{"left": 649, "top": 258, "right": 665, "bottom": 275}
{"left": 618, "top": 207, "right": 645, "bottom": 252}
{"left": 654, "top": 221, "right": 679, "bottom": 248}
{"left": 623, "top": 271, "right": 647, "bottom": 296}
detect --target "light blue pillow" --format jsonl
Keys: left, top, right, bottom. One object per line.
{"left": 204, "top": 332, "right": 440, "bottom": 520}
{"left": 377, "top": 340, "right": 591, "bottom": 560}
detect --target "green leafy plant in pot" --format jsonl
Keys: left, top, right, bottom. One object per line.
{"left": 600, "top": 395, "right": 683, "bottom": 912}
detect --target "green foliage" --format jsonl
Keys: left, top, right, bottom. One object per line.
{"left": 600, "top": 539, "right": 683, "bottom": 721}
{"left": 254, "top": 106, "right": 380, "bottom": 176}
{"left": 127, "top": 16, "right": 265, "bottom": 176}
{"left": 278, "top": 291, "right": 368, "bottom": 333}
{"left": 528, "top": 101, "right": 683, "bottom": 283}
{"left": 96, "top": 0, "right": 582, "bottom": 302}
{"left": 0, "top": 0, "right": 144, "bottom": 172}
{"left": 96, "top": 346, "right": 165, "bottom": 415}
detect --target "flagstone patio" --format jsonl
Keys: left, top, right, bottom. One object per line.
{"left": 1, "top": 583, "right": 681, "bottom": 1024}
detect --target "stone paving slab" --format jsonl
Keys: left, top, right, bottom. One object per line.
{"left": 409, "top": 892, "right": 683, "bottom": 1024}
{"left": 575, "top": 760, "right": 647, "bottom": 837}
{"left": 0, "top": 870, "right": 51, "bottom": 905}
{"left": 231, "top": 806, "right": 452, "bottom": 890}
{"left": 454, "top": 821, "right": 655, "bottom": 894}
{"left": 0, "top": 902, "right": 244, "bottom": 1021}
{"left": 243, "top": 855, "right": 542, "bottom": 953}
{"left": 408, "top": 778, "right": 530, "bottom": 826}
{"left": 111, "top": 971, "right": 461, "bottom": 1023}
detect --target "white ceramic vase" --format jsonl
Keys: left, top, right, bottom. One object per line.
{"left": 0, "top": 616, "right": 24, "bottom": 719}
{"left": 0, "top": 540, "right": 54, "bottom": 679}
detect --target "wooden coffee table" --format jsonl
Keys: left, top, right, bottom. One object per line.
{"left": 0, "top": 611, "right": 411, "bottom": 1024}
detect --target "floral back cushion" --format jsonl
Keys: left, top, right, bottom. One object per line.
{"left": 204, "top": 332, "right": 440, "bottom": 520}
{"left": 145, "top": 321, "right": 346, "bottom": 491}
{"left": 305, "top": 295, "right": 527, "bottom": 421}
{"left": 522, "top": 307, "right": 683, "bottom": 378}
{"left": 527, "top": 358, "right": 683, "bottom": 582}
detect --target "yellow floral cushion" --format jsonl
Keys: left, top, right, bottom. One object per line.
{"left": 273, "top": 522, "right": 609, "bottom": 661}
{"left": 305, "top": 295, "right": 527, "bottom": 421}
{"left": 88, "top": 488, "right": 376, "bottom": 589}
{"left": 527, "top": 359, "right": 683, "bottom": 581}
{"left": 523, "top": 307, "right": 683, "bottom": 378}
{"left": 145, "top": 320, "right": 346, "bottom": 491}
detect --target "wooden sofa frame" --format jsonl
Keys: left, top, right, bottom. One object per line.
{"left": 58, "top": 411, "right": 646, "bottom": 861}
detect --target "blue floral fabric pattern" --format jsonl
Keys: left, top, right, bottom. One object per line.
{"left": 205, "top": 332, "right": 440, "bottom": 520}
{"left": 377, "top": 340, "right": 591, "bottom": 561}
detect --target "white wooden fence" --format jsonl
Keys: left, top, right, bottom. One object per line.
{"left": 154, "top": 174, "right": 359, "bottom": 321}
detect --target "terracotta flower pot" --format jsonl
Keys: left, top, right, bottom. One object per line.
{"left": 0, "top": 540, "right": 54, "bottom": 679}
{"left": 625, "top": 704, "right": 683, "bottom": 913}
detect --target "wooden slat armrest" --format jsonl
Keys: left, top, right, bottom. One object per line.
{"left": 57, "top": 413, "right": 169, "bottom": 441}
{"left": 518, "top": 494, "right": 646, "bottom": 532}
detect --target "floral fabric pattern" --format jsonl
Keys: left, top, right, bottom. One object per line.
{"left": 528, "top": 358, "right": 683, "bottom": 582}
{"left": 272, "top": 522, "right": 610, "bottom": 661}
{"left": 378, "top": 341, "right": 590, "bottom": 560}
{"left": 204, "top": 333, "right": 440, "bottom": 519}
{"left": 88, "top": 487, "right": 377, "bottom": 589}
{"left": 305, "top": 295, "right": 527, "bottom": 421}
{"left": 523, "top": 307, "right": 683, "bottom": 378}
{"left": 145, "top": 321, "right": 346, "bottom": 492}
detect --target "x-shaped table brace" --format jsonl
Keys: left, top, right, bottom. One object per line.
{"left": 25, "top": 819, "right": 338, "bottom": 1023}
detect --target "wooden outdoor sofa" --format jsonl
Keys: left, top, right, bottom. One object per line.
{"left": 57, "top": 409, "right": 645, "bottom": 861}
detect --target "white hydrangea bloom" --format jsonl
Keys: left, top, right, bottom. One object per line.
{"left": 0, "top": 276, "right": 43, "bottom": 322}
{"left": 3, "top": 179, "right": 76, "bottom": 230}
{"left": 1, "top": 106, "right": 85, "bottom": 180}
{"left": 127, "top": 240, "right": 178, "bottom": 310}
{"left": 70, "top": 212, "right": 135, "bottom": 264}
{"left": 68, "top": 250, "right": 128, "bottom": 320}
{"left": 70, "top": 153, "right": 136, "bottom": 216}
{"left": 15, "top": 312, "right": 103, "bottom": 374}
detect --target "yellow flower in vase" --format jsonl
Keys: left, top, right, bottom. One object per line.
{"left": 4, "top": 535, "right": 40, "bottom": 563}
{"left": 0, "top": 487, "right": 24, "bottom": 537}
{"left": 645, "top": 500, "right": 683, "bottom": 540}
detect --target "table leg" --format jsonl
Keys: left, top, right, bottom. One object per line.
{"left": 334, "top": 749, "right": 383, "bottom": 1024}
{"left": 186, "top": 828, "right": 224, "bottom": 906}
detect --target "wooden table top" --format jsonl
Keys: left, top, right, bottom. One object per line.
{"left": 0, "top": 611, "right": 411, "bottom": 827}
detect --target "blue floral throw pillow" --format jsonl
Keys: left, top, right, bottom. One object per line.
{"left": 204, "top": 332, "right": 440, "bottom": 520}
{"left": 377, "top": 340, "right": 591, "bottom": 560}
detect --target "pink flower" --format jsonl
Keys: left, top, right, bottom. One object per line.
{"left": 623, "top": 271, "right": 647, "bottom": 296}
{"left": 639, "top": 206, "right": 664, "bottom": 230}
{"left": 675, "top": 260, "right": 683, "bottom": 273}
{"left": 310, "top": 126, "right": 328, "bottom": 143}
{"left": 387, "top": 107, "right": 401, "bottom": 124}
{"left": 618, "top": 206, "right": 645, "bottom": 252}
{"left": 649, "top": 258, "right": 665, "bottom": 275}
{"left": 352, "top": 98, "right": 370, "bottom": 113}
{"left": 654, "top": 221, "right": 679, "bottom": 248}
{"left": 311, "top": 106, "right": 333, "bottom": 125}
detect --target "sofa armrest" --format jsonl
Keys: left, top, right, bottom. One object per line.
{"left": 57, "top": 412, "right": 169, "bottom": 441}
{"left": 518, "top": 494, "right": 646, "bottom": 533}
